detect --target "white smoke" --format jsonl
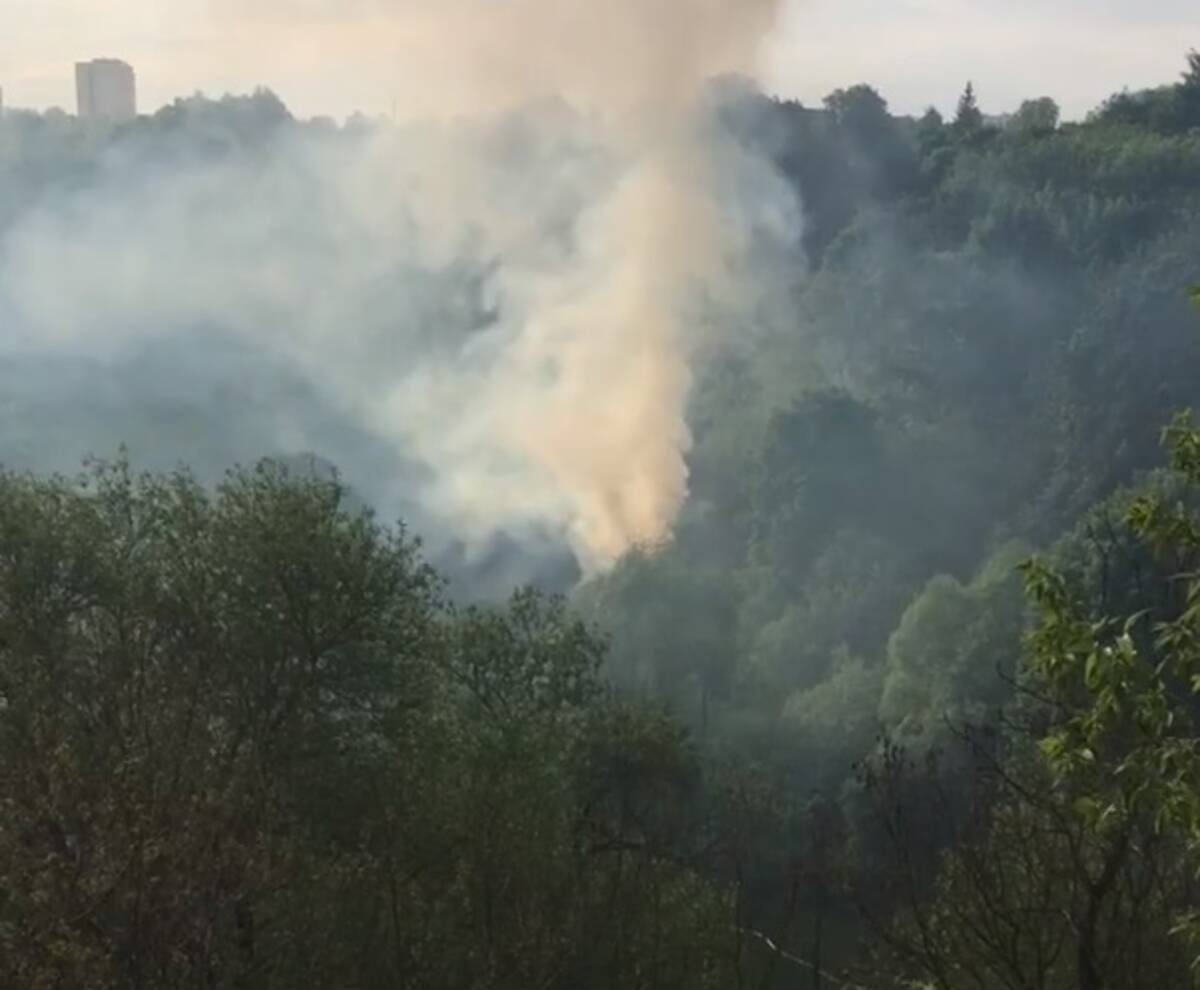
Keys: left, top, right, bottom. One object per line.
{"left": 0, "top": 0, "right": 802, "bottom": 574}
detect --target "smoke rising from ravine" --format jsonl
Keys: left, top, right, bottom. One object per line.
{"left": 0, "top": 0, "right": 800, "bottom": 577}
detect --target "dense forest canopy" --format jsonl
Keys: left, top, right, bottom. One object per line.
{"left": 2, "top": 50, "right": 1200, "bottom": 988}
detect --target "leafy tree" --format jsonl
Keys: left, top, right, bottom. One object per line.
{"left": 823, "top": 84, "right": 920, "bottom": 198}
{"left": 1021, "top": 407, "right": 1200, "bottom": 958}
{"left": 879, "top": 543, "right": 1029, "bottom": 744}
{"left": 0, "top": 458, "right": 739, "bottom": 988}
{"left": 0, "top": 457, "right": 440, "bottom": 987}
{"left": 783, "top": 647, "right": 882, "bottom": 763}
{"left": 1010, "top": 96, "right": 1061, "bottom": 136}
{"left": 858, "top": 734, "right": 1195, "bottom": 990}
{"left": 916, "top": 106, "right": 947, "bottom": 149}
{"left": 823, "top": 85, "right": 892, "bottom": 140}
{"left": 750, "top": 390, "right": 886, "bottom": 586}
{"left": 860, "top": 294, "right": 1200, "bottom": 988}
{"left": 914, "top": 106, "right": 955, "bottom": 187}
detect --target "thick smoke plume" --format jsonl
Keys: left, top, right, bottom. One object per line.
{"left": 0, "top": 0, "right": 798, "bottom": 579}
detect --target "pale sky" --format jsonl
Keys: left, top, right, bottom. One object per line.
{"left": 2, "top": 0, "right": 1198, "bottom": 121}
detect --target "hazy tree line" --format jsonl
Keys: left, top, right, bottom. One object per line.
{"left": 4, "top": 54, "right": 1200, "bottom": 988}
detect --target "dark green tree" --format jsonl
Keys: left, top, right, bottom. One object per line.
{"left": 954, "top": 81, "right": 985, "bottom": 136}
{"left": 1009, "top": 96, "right": 1061, "bottom": 135}
{"left": 0, "top": 458, "right": 740, "bottom": 989}
{"left": 1180, "top": 49, "right": 1200, "bottom": 128}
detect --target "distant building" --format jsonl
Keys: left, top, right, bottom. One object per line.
{"left": 75, "top": 59, "right": 136, "bottom": 122}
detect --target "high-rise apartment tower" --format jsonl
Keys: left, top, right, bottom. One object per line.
{"left": 76, "top": 59, "right": 136, "bottom": 122}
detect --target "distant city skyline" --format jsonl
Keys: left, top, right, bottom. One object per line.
{"left": 2, "top": 0, "right": 1198, "bottom": 121}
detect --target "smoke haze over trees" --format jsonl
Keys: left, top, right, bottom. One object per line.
{"left": 2, "top": 0, "right": 802, "bottom": 583}
{"left": 4, "top": 14, "right": 1200, "bottom": 988}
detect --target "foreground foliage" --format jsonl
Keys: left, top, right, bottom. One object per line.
{"left": 0, "top": 460, "right": 736, "bottom": 989}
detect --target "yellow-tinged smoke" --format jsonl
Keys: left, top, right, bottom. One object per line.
{"left": 209, "top": 0, "right": 786, "bottom": 567}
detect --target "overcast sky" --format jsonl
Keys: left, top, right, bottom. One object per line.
{"left": 2, "top": 0, "right": 1198, "bottom": 120}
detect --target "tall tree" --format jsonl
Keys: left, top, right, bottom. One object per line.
{"left": 1180, "top": 49, "right": 1200, "bottom": 128}
{"left": 954, "top": 81, "right": 985, "bottom": 134}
